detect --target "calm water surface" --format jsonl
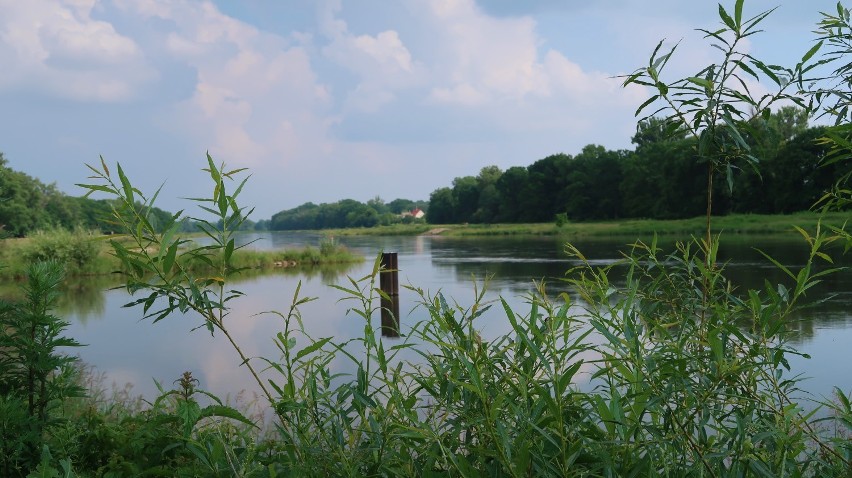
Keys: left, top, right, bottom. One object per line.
{"left": 52, "top": 232, "right": 852, "bottom": 404}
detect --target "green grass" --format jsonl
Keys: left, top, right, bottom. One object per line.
{"left": 316, "top": 211, "right": 850, "bottom": 238}
{"left": 0, "top": 231, "right": 363, "bottom": 280}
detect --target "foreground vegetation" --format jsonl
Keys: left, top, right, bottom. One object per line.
{"left": 2, "top": 193, "right": 851, "bottom": 476}
{"left": 2, "top": 1, "right": 852, "bottom": 477}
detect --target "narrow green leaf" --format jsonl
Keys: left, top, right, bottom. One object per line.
{"left": 200, "top": 404, "right": 258, "bottom": 428}
{"left": 224, "top": 238, "right": 235, "bottom": 263}
{"left": 294, "top": 337, "right": 332, "bottom": 362}
{"left": 750, "top": 59, "right": 781, "bottom": 85}
{"left": 100, "top": 155, "right": 110, "bottom": 177}
{"left": 734, "top": 60, "right": 759, "bottom": 80}
{"left": 687, "top": 76, "right": 713, "bottom": 91}
{"left": 718, "top": 4, "right": 736, "bottom": 31}
{"left": 116, "top": 163, "right": 134, "bottom": 204}
{"left": 76, "top": 184, "right": 114, "bottom": 195}
{"left": 163, "top": 242, "right": 178, "bottom": 275}
{"left": 734, "top": 0, "right": 744, "bottom": 27}
{"left": 635, "top": 95, "right": 659, "bottom": 117}
{"left": 801, "top": 40, "right": 823, "bottom": 64}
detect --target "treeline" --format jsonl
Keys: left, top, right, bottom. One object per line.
{"left": 427, "top": 108, "right": 848, "bottom": 224}
{"left": 0, "top": 153, "right": 176, "bottom": 237}
{"left": 270, "top": 197, "right": 427, "bottom": 230}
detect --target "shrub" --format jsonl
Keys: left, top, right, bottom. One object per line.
{"left": 21, "top": 228, "right": 103, "bottom": 274}
{"left": 0, "top": 261, "right": 83, "bottom": 477}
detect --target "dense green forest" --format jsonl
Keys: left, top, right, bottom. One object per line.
{"left": 267, "top": 108, "right": 845, "bottom": 231}
{"left": 0, "top": 152, "right": 178, "bottom": 237}
{"left": 0, "top": 153, "right": 268, "bottom": 237}
{"left": 427, "top": 108, "right": 849, "bottom": 224}
{"left": 269, "top": 197, "right": 428, "bottom": 230}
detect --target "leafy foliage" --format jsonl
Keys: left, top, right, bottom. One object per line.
{"left": 0, "top": 262, "right": 83, "bottom": 477}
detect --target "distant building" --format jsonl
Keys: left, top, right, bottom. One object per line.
{"left": 400, "top": 208, "right": 425, "bottom": 219}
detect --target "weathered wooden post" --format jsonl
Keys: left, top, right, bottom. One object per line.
{"left": 379, "top": 252, "right": 399, "bottom": 296}
{"left": 380, "top": 252, "right": 400, "bottom": 337}
{"left": 380, "top": 295, "right": 401, "bottom": 338}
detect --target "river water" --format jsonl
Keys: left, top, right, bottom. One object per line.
{"left": 50, "top": 232, "right": 852, "bottom": 405}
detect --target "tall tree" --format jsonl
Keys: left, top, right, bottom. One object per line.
{"left": 427, "top": 187, "right": 456, "bottom": 224}
{"left": 495, "top": 166, "right": 529, "bottom": 222}
{"left": 522, "top": 154, "right": 572, "bottom": 222}
{"left": 451, "top": 176, "right": 479, "bottom": 223}
{"left": 562, "top": 145, "right": 625, "bottom": 220}
{"left": 471, "top": 166, "right": 502, "bottom": 223}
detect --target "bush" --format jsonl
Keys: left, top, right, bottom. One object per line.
{"left": 21, "top": 228, "right": 103, "bottom": 273}
{"left": 0, "top": 261, "right": 83, "bottom": 477}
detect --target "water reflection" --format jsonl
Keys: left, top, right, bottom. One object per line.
{"left": 0, "top": 275, "right": 113, "bottom": 321}
{"left": 227, "top": 262, "right": 359, "bottom": 285}
{"left": 426, "top": 235, "right": 852, "bottom": 336}
{"left": 3, "top": 231, "right": 846, "bottom": 405}
{"left": 25, "top": 262, "right": 360, "bottom": 321}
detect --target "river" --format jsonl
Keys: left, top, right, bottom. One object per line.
{"left": 52, "top": 231, "right": 852, "bottom": 406}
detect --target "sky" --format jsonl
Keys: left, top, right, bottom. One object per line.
{"left": 0, "top": 0, "right": 839, "bottom": 219}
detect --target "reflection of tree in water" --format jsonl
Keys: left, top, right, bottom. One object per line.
{"left": 1, "top": 275, "right": 114, "bottom": 322}
{"left": 434, "top": 237, "right": 851, "bottom": 342}
{"left": 227, "top": 262, "right": 358, "bottom": 286}
{"left": 439, "top": 258, "right": 577, "bottom": 296}
{"left": 1, "top": 262, "right": 359, "bottom": 324}
{"left": 57, "top": 276, "right": 115, "bottom": 321}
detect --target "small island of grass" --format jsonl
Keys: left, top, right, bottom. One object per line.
{"left": 0, "top": 228, "right": 363, "bottom": 280}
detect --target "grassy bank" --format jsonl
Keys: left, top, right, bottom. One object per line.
{"left": 0, "top": 229, "right": 363, "bottom": 280}
{"left": 316, "top": 211, "right": 850, "bottom": 238}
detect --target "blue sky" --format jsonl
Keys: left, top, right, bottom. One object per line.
{"left": 0, "top": 0, "right": 837, "bottom": 218}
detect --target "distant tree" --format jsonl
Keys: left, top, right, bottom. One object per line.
{"left": 522, "top": 154, "right": 572, "bottom": 222}
{"left": 427, "top": 187, "right": 456, "bottom": 224}
{"left": 731, "top": 107, "right": 811, "bottom": 213}
{"left": 495, "top": 166, "right": 529, "bottom": 222}
{"left": 387, "top": 198, "right": 415, "bottom": 214}
{"left": 471, "top": 165, "right": 502, "bottom": 222}
{"left": 367, "top": 196, "right": 388, "bottom": 215}
{"left": 254, "top": 219, "right": 270, "bottom": 231}
{"left": 767, "top": 106, "right": 809, "bottom": 143}
{"left": 476, "top": 165, "right": 502, "bottom": 187}
{"left": 763, "top": 126, "right": 836, "bottom": 213}
{"left": 631, "top": 117, "right": 689, "bottom": 147}
{"left": 620, "top": 139, "right": 705, "bottom": 218}
{"left": 270, "top": 202, "right": 319, "bottom": 230}
{"left": 451, "top": 176, "right": 479, "bottom": 223}
{"left": 562, "top": 145, "right": 625, "bottom": 221}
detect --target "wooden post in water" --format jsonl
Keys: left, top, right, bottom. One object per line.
{"left": 380, "top": 295, "right": 401, "bottom": 338}
{"left": 380, "top": 252, "right": 400, "bottom": 337}
{"left": 379, "top": 252, "right": 399, "bottom": 296}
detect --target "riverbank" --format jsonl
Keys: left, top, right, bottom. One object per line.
{"left": 0, "top": 230, "right": 363, "bottom": 280}
{"left": 312, "top": 211, "right": 849, "bottom": 238}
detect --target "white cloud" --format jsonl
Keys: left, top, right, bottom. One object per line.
{"left": 115, "top": 0, "right": 333, "bottom": 168}
{"left": 321, "top": 1, "right": 422, "bottom": 112}
{"left": 0, "top": 0, "right": 155, "bottom": 101}
{"left": 422, "top": 0, "right": 549, "bottom": 104}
